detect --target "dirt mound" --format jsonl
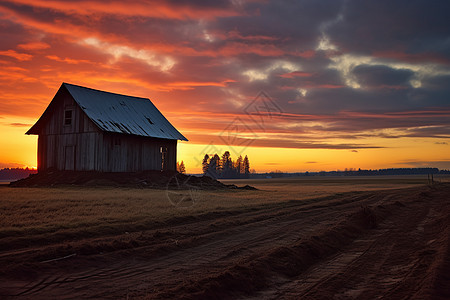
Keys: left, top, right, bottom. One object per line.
{"left": 9, "top": 169, "right": 253, "bottom": 190}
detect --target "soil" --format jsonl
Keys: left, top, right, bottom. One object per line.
{"left": 9, "top": 170, "right": 254, "bottom": 190}
{"left": 1, "top": 183, "right": 449, "bottom": 299}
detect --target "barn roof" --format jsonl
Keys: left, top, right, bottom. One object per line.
{"left": 27, "top": 83, "right": 188, "bottom": 141}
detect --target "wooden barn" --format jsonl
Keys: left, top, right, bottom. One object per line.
{"left": 26, "top": 83, "right": 188, "bottom": 172}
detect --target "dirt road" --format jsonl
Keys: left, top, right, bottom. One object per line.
{"left": 1, "top": 183, "right": 449, "bottom": 299}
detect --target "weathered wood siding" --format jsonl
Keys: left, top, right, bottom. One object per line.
{"left": 37, "top": 87, "right": 178, "bottom": 172}
{"left": 38, "top": 132, "right": 101, "bottom": 171}
{"left": 97, "top": 134, "right": 177, "bottom": 172}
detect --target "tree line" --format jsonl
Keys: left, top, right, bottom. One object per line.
{"left": 249, "top": 167, "right": 449, "bottom": 179}
{"left": 0, "top": 167, "right": 37, "bottom": 181}
{"left": 202, "top": 151, "right": 250, "bottom": 179}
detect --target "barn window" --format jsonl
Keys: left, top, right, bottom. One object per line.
{"left": 64, "top": 110, "right": 73, "bottom": 125}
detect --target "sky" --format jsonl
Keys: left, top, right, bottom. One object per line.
{"left": 0, "top": 0, "right": 449, "bottom": 173}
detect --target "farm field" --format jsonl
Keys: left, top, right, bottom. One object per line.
{"left": 0, "top": 176, "right": 449, "bottom": 299}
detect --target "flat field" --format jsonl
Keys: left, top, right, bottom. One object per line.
{"left": 0, "top": 176, "right": 449, "bottom": 299}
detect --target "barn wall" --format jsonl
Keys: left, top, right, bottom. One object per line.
{"left": 37, "top": 87, "right": 102, "bottom": 171}
{"left": 37, "top": 132, "right": 102, "bottom": 171}
{"left": 97, "top": 133, "right": 177, "bottom": 172}
{"left": 36, "top": 87, "right": 179, "bottom": 172}
{"left": 40, "top": 87, "right": 98, "bottom": 136}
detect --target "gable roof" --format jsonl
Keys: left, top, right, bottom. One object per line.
{"left": 27, "top": 83, "right": 188, "bottom": 141}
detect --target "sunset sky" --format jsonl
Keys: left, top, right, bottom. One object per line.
{"left": 1, "top": 0, "right": 449, "bottom": 173}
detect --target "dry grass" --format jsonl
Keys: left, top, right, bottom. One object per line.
{"left": 1, "top": 176, "right": 449, "bottom": 299}
{"left": 221, "top": 174, "right": 450, "bottom": 198}
{"left": 1, "top": 175, "right": 447, "bottom": 239}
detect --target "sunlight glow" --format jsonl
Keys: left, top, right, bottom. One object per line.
{"left": 178, "top": 137, "right": 450, "bottom": 174}
{"left": 0, "top": 116, "right": 37, "bottom": 168}
{"left": 298, "top": 88, "right": 307, "bottom": 97}
{"left": 83, "top": 38, "right": 175, "bottom": 71}
{"left": 243, "top": 60, "right": 301, "bottom": 81}
{"left": 316, "top": 35, "right": 338, "bottom": 51}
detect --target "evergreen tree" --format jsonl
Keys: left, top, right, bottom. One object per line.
{"left": 202, "top": 154, "right": 209, "bottom": 175}
{"left": 179, "top": 161, "right": 186, "bottom": 174}
{"left": 212, "top": 154, "right": 221, "bottom": 176}
{"left": 177, "top": 161, "right": 186, "bottom": 174}
{"left": 200, "top": 151, "right": 252, "bottom": 179}
{"left": 243, "top": 155, "right": 250, "bottom": 177}
{"left": 236, "top": 155, "right": 243, "bottom": 175}
{"left": 221, "top": 151, "right": 232, "bottom": 178}
{"left": 207, "top": 154, "right": 220, "bottom": 178}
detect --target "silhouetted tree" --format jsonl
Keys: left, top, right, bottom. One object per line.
{"left": 0, "top": 167, "right": 37, "bottom": 181}
{"left": 201, "top": 152, "right": 252, "bottom": 179}
{"left": 177, "top": 161, "right": 186, "bottom": 174}
{"left": 243, "top": 155, "right": 250, "bottom": 178}
{"left": 206, "top": 154, "right": 221, "bottom": 178}
{"left": 202, "top": 154, "right": 209, "bottom": 174}
{"left": 235, "top": 155, "right": 243, "bottom": 176}
{"left": 212, "top": 154, "right": 221, "bottom": 175}
{"left": 221, "top": 151, "right": 233, "bottom": 178}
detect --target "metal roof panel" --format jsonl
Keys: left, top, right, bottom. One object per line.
{"left": 63, "top": 83, "right": 187, "bottom": 141}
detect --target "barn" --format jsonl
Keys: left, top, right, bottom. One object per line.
{"left": 26, "top": 83, "right": 188, "bottom": 172}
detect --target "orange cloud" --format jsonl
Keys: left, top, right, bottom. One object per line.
{"left": 0, "top": 68, "right": 37, "bottom": 82}
{"left": 0, "top": 5, "right": 96, "bottom": 41}
{"left": 4, "top": 0, "right": 244, "bottom": 20}
{"left": 0, "top": 49, "right": 32, "bottom": 61}
{"left": 46, "top": 55, "right": 91, "bottom": 64}
{"left": 9, "top": 122, "right": 31, "bottom": 127}
{"left": 17, "top": 41, "right": 50, "bottom": 50}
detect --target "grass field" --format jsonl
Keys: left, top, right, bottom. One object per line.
{"left": 0, "top": 175, "right": 449, "bottom": 299}
{"left": 1, "top": 175, "right": 446, "bottom": 231}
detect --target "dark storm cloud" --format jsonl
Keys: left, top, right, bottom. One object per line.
{"left": 351, "top": 65, "right": 413, "bottom": 88}
{"left": 213, "top": 0, "right": 343, "bottom": 52}
{"left": 421, "top": 74, "right": 450, "bottom": 90}
{"left": 328, "top": 0, "right": 450, "bottom": 61}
